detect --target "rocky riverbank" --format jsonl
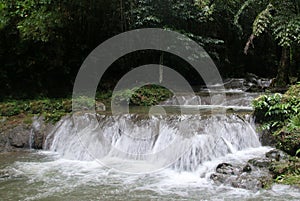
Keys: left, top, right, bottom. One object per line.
{"left": 0, "top": 115, "right": 53, "bottom": 152}
{"left": 210, "top": 149, "right": 300, "bottom": 190}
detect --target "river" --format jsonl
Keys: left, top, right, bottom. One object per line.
{"left": 0, "top": 89, "right": 299, "bottom": 201}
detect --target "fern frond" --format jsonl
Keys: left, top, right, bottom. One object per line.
{"left": 252, "top": 3, "right": 273, "bottom": 37}
{"left": 272, "top": 15, "right": 300, "bottom": 47}
{"left": 234, "top": 0, "right": 256, "bottom": 32}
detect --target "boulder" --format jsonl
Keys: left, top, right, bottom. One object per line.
{"left": 211, "top": 159, "right": 273, "bottom": 191}
{"left": 31, "top": 116, "right": 52, "bottom": 149}
{"left": 96, "top": 101, "right": 106, "bottom": 112}
{"left": 8, "top": 125, "right": 30, "bottom": 148}
{"left": 231, "top": 173, "right": 263, "bottom": 191}
{"left": 0, "top": 170, "right": 10, "bottom": 178}
{"left": 265, "top": 149, "right": 289, "bottom": 162}
{"left": 248, "top": 158, "right": 271, "bottom": 168}
{"left": 0, "top": 115, "right": 54, "bottom": 152}
{"left": 259, "top": 129, "right": 277, "bottom": 147}
{"left": 210, "top": 173, "right": 230, "bottom": 185}
{"left": 216, "top": 163, "right": 240, "bottom": 175}
{"left": 242, "top": 164, "right": 252, "bottom": 173}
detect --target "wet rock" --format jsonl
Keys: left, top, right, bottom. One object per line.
{"left": 211, "top": 156, "right": 274, "bottom": 191}
{"left": 216, "top": 163, "right": 236, "bottom": 175}
{"left": 242, "top": 164, "right": 252, "bottom": 173}
{"left": 211, "top": 164, "right": 273, "bottom": 191}
{"left": 96, "top": 101, "right": 106, "bottom": 112}
{"left": 8, "top": 126, "right": 30, "bottom": 148}
{"left": 0, "top": 146, "right": 14, "bottom": 152}
{"left": 246, "top": 85, "right": 264, "bottom": 92}
{"left": 248, "top": 158, "right": 271, "bottom": 168}
{"left": 0, "top": 170, "right": 10, "bottom": 178}
{"left": 245, "top": 73, "right": 273, "bottom": 92}
{"left": 259, "top": 129, "right": 277, "bottom": 147}
{"left": 31, "top": 116, "right": 53, "bottom": 149}
{"left": 210, "top": 173, "right": 229, "bottom": 184}
{"left": 223, "top": 79, "right": 247, "bottom": 89}
{"left": 211, "top": 166, "right": 273, "bottom": 191}
{"left": 0, "top": 117, "right": 7, "bottom": 123}
{"left": 231, "top": 173, "right": 263, "bottom": 190}
{"left": 265, "top": 149, "right": 289, "bottom": 162}
{"left": 0, "top": 168, "right": 23, "bottom": 179}
{"left": 0, "top": 133, "right": 8, "bottom": 148}
{"left": 0, "top": 115, "right": 54, "bottom": 152}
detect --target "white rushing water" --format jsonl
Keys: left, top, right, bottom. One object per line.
{"left": 45, "top": 113, "right": 260, "bottom": 173}
{"left": 3, "top": 142, "right": 300, "bottom": 200}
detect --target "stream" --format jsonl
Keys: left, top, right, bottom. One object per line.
{"left": 0, "top": 88, "right": 300, "bottom": 201}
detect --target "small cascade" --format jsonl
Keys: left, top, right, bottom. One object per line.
{"left": 162, "top": 94, "right": 202, "bottom": 105}
{"left": 46, "top": 113, "right": 260, "bottom": 172}
{"left": 29, "top": 128, "right": 34, "bottom": 149}
{"left": 221, "top": 137, "right": 236, "bottom": 153}
{"left": 160, "top": 91, "right": 260, "bottom": 108}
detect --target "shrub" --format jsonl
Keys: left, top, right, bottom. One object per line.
{"left": 112, "top": 85, "right": 173, "bottom": 106}
{"left": 253, "top": 83, "right": 300, "bottom": 156}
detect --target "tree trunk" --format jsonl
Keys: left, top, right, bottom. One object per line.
{"left": 120, "top": 0, "right": 124, "bottom": 32}
{"left": 275, "top": 47, "right": 290, "bottom": 87}
{"left": 159, "top": 53, "right": 164, "bottom": 84}
{"left": 289, "top": 46, "right": 300, "bottom": 83}
{"left": 293, "top": 46, "right": 300, "bottom": 81}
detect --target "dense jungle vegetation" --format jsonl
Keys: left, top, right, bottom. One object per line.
{"left": 0, "top": 0, "right": 299, "bottom": 99}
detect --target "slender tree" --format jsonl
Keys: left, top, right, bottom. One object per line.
{"left": 236, "top": 0, "right": 300, "bottom": 86}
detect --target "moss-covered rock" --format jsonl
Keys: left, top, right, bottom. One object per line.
{"left": 112, "top": 85, "right": 173, "bottom": 106}
{"left": 269, "top": 156, "right": 300, "bottom": 187}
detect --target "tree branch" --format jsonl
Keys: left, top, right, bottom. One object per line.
{"left": 244, "top": 34, "right": 255, "bottom": 55}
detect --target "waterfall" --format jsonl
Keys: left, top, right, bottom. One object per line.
{"left": 45, "top": 112, "right": 260, "bottom": 172}
{"left": 29, "top": 128, "right": 34, "bottom": 149}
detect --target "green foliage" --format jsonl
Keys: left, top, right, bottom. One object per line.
{"left": 0, "top": 99, "right": 72, "bottom": 123}
{"left": 252, "top": 93, "right": 285, "bottom": 128}
{"left": 252, "top": 3, "right": 273, "bottom": 37}
{"left": 0, "top": 2, "right": 7, "bottom": 29}
{"left": 272, "top": 15, "right": 300, "bottom": 47}
{"left": 73, "top": 96, "right": 95, "bottom": 110}
{"left": 112, "top": 85, "right": 173, "bottom": 106}
{"left": 287, "top": 115, "right": 300, "bottom": 132}
{"left": 112, "top": 89, "right": 135, "bottom": 106}
{"left": 234, "top": 0, "right": 256, "bottom": 33}
{"left": 131, "top": 85, "right": 173, "bottom": 106}
{"left": 0, "top": 0, "right": 296, "bottom": 99}
{"left": 296, "top": 148, "right": 300, "bottom": 156}
{"left": 17, "top": 7, "right": 62, "bottom": 42}
{"left": 126, "top": 0, "right": 219, "bottom": 46}
{"left": 43, "top": 111, "right": 66, "bottom": 123}
{"left": 270, "top": 156, "right": 300, "bottom": 187}
{"left": 253, "top": 84, "right": 300, "bottom": 156}
{"left": 236, "top": 0, "right": 300, "bottom": 47}
{"left": 1, "top": 0, "right": 64, "bottom": 42}
{"left": 0, "top": 102, "right": 24, "bottom": 116}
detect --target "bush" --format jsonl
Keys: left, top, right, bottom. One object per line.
{"left": 253, "top": 83, "right": 300, "bottom": 156}
{"left": 0, "top": 98, "right": 73, "bottom": 123}
{"left": 270, "top": 156, "right": 300, "bottom": 187}
{"left": 112, "top": 85, "right": 173, "bottom": 106}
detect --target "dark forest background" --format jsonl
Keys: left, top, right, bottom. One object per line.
{"left": 0, "top": 0, "right": 299, "bottom": 99}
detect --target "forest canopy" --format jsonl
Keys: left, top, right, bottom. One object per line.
{"left": 0, "top": 0, "right": 299, "bottom": 99}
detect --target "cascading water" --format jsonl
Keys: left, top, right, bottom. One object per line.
{"left": 45, "top": 113, "right": 260, "bottom": 173}
{"left": 1, "top": 90, "right": 300, "bottom": 201}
